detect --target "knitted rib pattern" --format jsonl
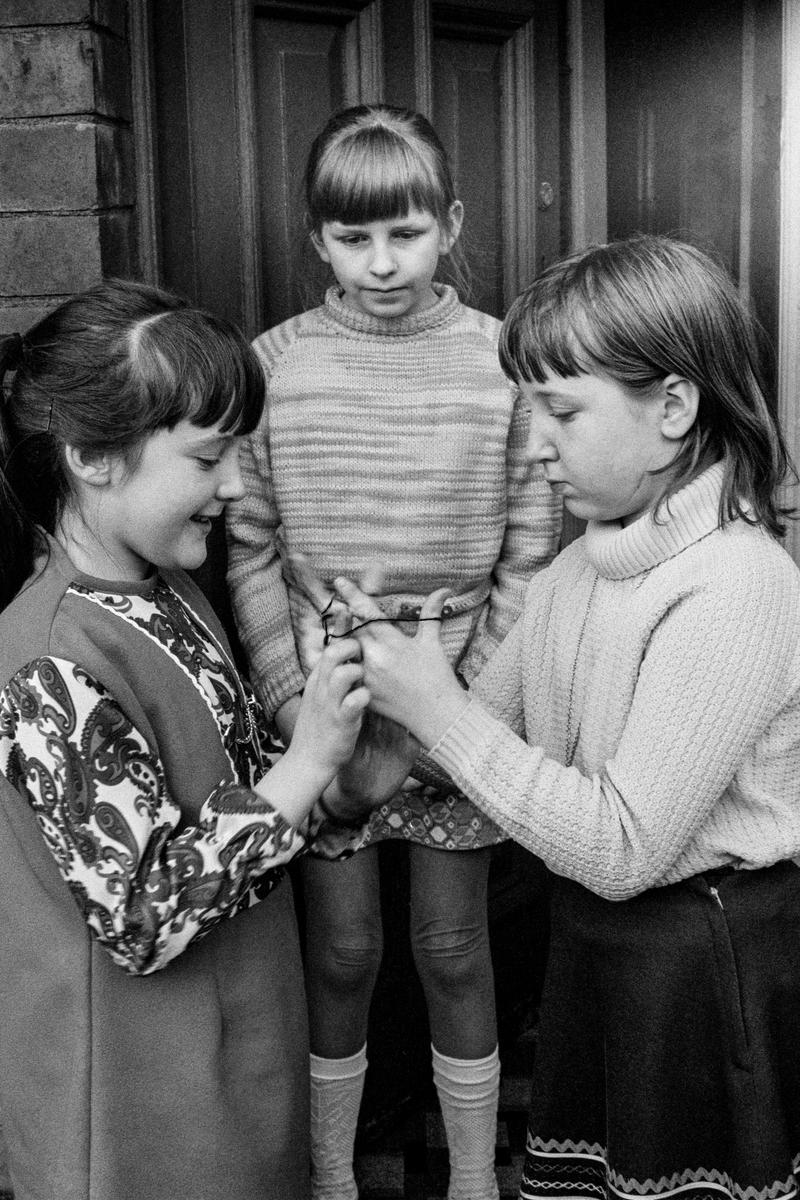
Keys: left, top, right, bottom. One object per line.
{"left": 430, "top": 464, "right": 800, "bottom": 899}
{"left": 227, "top": 285, "right": 560, "bottom": 717}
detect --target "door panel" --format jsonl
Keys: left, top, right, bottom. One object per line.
{"left": 434, "top": 36, "right": 506, "bottom": 314}
{"left": 252, "top": 1, "right": 383, "bottom": 326}
{"left": 605, "top": 0, "right": 781, "bottom": 358}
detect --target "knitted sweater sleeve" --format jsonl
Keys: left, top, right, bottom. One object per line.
{"left": 0, "top": 656, "right": 308, "bottom": 975}
{"left": 458, "top": 381, "right": 561, "bottom": 682}
{"left": 226, "top": 325, "right": 306, "bottom": 719}
{"left": 429, "top": 563, "right": 800, "bottom": 899}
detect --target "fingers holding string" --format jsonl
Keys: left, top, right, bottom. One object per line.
{"left": 314, "top": 635, "right": 366, "bottom": 709}
{"left": 333, "top": 578, "right": 452, "bottom": 645}
{"left": 288, "top": 551, "right": 352, "bottom": 644}
{"left": 332, "top": 577, "right": 387, "bottom": 627}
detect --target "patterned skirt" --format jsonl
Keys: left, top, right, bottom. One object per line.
{"left": 356, "top": 782, "right": 506, "bottom": 851}
{"left": 521, "top": 861, "right": 800, "bottom": 1200}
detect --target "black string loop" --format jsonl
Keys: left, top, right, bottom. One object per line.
{"left": 322, "top": 614, "right": 443, "bottom": 646}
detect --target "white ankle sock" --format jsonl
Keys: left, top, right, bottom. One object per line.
{"left": 309, "top": 1045, "right": 367, "bottom": 1200}
{"left": 432, "top": 1044, "right": 501, "bottom": 1200}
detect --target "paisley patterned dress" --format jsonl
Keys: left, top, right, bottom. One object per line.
{"left": 0, "top": 537, "right": 344, "bottom": 1200}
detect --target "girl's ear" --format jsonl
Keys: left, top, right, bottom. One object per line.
{"left": 310, "top": 229, "right": 331, "bottom": 264}
{"left": 660, "top": 374, "right": 700, "bottom": 441}
{"left": 439, "top": 200, "right": 464, "bottom": 254}
{"left": 64, "top": 444, "right": 116, "bottom": 487}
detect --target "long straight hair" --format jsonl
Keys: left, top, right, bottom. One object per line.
{"left": 499, "top": 235, "right": 793, "bottom": 536}
{"left": 0, "top": 278, "right": 265, "bottom": 610}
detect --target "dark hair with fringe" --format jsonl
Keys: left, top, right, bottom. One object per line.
{"left": 303, "top": 103, "right": 469, "bottom": 297}
{"left": 0, "top": 277, "right": 265, "bottom": 610}
{"left": 498, "top": 234, "right": 794, "bottom": 537}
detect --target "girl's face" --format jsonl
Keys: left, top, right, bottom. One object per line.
{"left": 521, "top": 369, "right": 684, "bottom": 526}
{"left": 66, "top": 416, "right": 246, "bottom": 580}
{"left": 312, "top": 203, "right": 462, "bottom": 320}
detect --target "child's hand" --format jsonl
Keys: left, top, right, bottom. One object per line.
{"left": 288, "top": 552, "right": 385, "bottom": 674}
{"left": 288, "top": 551, "right": 352, "bottom": 673}
{"left": 289, "top": 636, "right": 368, "bottom": 782}
{"left": 336, "top": 712, "right": 420, "bottom": 813}
{"left": 332, "top": 578, "right": 470, "bottom": 748}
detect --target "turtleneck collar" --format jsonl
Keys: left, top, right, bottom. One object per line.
{"left": 583, "top": 462, "right": 728, "bottom": 579}
{"left": 322, "top": 282, "right": 461, "bottom": 338}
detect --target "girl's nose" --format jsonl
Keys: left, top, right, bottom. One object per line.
{"left": 524, "top": 417, "right": 557, "bottom": 465}
{"left": 369, "top": 239, "right": 397, "bottom": 276}
{"left": 217, "top": 454, "right": 246, "bottom": 503}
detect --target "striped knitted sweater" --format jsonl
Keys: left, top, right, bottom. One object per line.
{"left": 226, "top": 284, "right": 561, "bottom": 718}
{"left": 427, "top": 464, "right": 800, "bottom": 899}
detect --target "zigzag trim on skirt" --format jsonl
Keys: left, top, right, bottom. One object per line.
{"left": 521, "top": 1135, "right": 800, "bottom": 1200}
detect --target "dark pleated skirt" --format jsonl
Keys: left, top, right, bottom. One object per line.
{"left": 521, "top": 861, "right": 800, "bottom": 1200}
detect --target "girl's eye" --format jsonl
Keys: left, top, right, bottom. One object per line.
{"left": 196, "top": 457, "right": 221, "bottom": 470}
{"left": 394, "top": 229, "right": 421, "bottom": 240}
{"left": 339, "top": 234, "right": 366, "bottom": 246}
{"left": 551, "top": 411, "right": 576, "bottom": 423}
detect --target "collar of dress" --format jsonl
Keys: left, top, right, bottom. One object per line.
{"left": 583, "top": 462, "right": 728, "bottom": 580}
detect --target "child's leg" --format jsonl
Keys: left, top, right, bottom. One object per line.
{"left": 301, "top": 849, "right": 382, "bottom": 1200}
{"left": 301, "top": 847, "right": 383, "bottom": 1056}
{"left": 409, "top": 844, "right": 499, "bottom": 1200}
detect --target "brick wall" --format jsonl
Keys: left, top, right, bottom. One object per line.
{"left": 0, "top": 0, "right": 136, "bottom": 336}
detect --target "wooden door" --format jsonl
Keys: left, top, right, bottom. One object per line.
{"left": 605, "top": 0, "right": 782, "bottom": 364}
{"left": 248, "top": 0, "right": 563, "bottom": 328}
{"left": 140, "top": 0, "right": 561, "bottom": 1128}
{"left": 142, "top": 0, "right": 563, "bottom": 331}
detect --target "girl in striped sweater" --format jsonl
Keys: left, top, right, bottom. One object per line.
{"left": 226, "top": 103, "right": 561, "bottom": 1200}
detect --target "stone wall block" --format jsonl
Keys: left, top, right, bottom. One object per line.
{"left": 0, "top": 28, "right": 95, "bottom": 116}
{"left": 0, "top": 213, "right": 103, "bottom": 293}
{"left": 0, "top": 300, "right": 56, "bottom": 337}
{"left": 98, "top": 208, "right": 136, "bottom": 278}
{"left": 96, "top": 123, "right": 135, "bottom": 207}
{"left": 0, "top": 122, "right": 92, "bottom": 209}
{"left": 0, "top": 122, "right": 134, "bottom": 210}
{"left": 0, "top": 26, "right": 131, "bottom": 119}
{"left": 93, "top": 28, "right": 131, "bottom": 120}
{"left": 1, "top": 1, "right": 125, "bottom": 37}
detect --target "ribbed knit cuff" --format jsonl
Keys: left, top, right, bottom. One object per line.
{"left": 428, "top": 697, "right": 500, "bottom": 784}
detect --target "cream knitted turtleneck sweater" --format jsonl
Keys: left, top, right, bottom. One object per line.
{"left": 429, "top": 463, "right": 800, "bottom": 899}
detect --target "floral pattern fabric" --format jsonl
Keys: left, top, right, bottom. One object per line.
{"left": 0, "top": 581, "right": 304, "bottom": 975}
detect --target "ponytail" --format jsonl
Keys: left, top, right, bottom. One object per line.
{"left": 0, "top": 332, "right": 46, "bottom": 611}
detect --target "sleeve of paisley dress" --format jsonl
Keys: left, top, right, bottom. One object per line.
{"left": 0, "top": 655, "right": 308, "bottom": 976}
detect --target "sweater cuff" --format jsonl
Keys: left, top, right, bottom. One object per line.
{"left": 255, "top": 666, "right": 307, "bottom": 723}
{"left": 428, "top": 697, "right": 499, "bottom": 781}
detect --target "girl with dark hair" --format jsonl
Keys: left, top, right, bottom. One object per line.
{"left": 226, "top": 103, "right": 561, "bottom": 1200}
{"left": 324, "top": 235, "right": 800, "bottom": 1200}
{"left": 0, "top": 278, "right": 397, "bottom": 1200}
